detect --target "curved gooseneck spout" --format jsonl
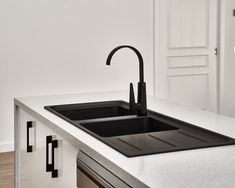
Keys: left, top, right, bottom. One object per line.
{"left": 106, "top": 45, "right": 147, "bottom": 116}
{"left": 106, "top": 45, "right": 144, "bottom": 83}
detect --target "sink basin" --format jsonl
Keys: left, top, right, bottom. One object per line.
{"left": 80, "top": 117, "right": 178, "bottom": 137}
{"left": 45, "top": 101, "right": 235, "bottom": 157}
{"left": 45, "top": 101, "right": 134, "bottom": 121}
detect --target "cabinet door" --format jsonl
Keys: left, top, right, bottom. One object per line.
{"left": 18, "top": 109, "right": 36, "bottom": 188}
{"left": 53, "top": 133, "right": 78, "bottom": 188}
{"left": 34, "top": 121, "right": 54, "bottom": 188}
{"left": 34, "top": 121, "right": 78, "bottom": 188}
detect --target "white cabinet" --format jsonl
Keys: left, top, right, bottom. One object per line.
{"left": 18, "top": 109, "right": 35, "bottom": 188}
{"left": 34, "top": 120, "right": 78, "bottom": 188}
{"left": 16, "top": 108, "right": 78, "bottom": 188}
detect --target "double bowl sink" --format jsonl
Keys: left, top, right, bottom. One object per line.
{"left": 45, "top": 101, "right": 235, "bottom": 157}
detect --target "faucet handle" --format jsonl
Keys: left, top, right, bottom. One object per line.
{"left": 129, "top": 83, "right": 136, "bottom": 112}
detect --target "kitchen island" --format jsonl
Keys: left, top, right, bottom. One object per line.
{"left": 15, "top": 91, "right": 235, "bottom": 188}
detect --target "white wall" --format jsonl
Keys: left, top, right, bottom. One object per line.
{"left": 220, "top": 0, "right": 235, "bottom": 117}
{"left": 0, "top": 0, "right": 154, "bottom": 151}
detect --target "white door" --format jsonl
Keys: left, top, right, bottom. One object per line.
{"left": 34, "top": 121, "right": 78, "bottom": 188}
{"left": 18, "top": 109, "right": 35, "bottom": 188}
{"left": 34, "top": 121, "right": 53, "bottom": 188}
{"left": 52, "top": 132, "right": 78, "bottom": 188}
{"left": 155, "top": 0, "right": 218, "bottom": 112}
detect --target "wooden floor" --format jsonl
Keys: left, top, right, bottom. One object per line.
{"left": 0, "top": 152, "right": 14, "bottom": 188}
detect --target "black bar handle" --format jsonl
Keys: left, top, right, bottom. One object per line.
{"left": 46, "top": 136, "right": 53, "bottom": 172}
{"left": 51, "top": 139, "right": 58, "bottom": 178}
{"left": 46, "top": 135, "right": 58, "bottom": 178}
{"left": 26, "top": 121, "right": 33, "bottom": 152}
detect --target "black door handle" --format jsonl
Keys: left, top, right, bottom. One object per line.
{"left": 26, "top": 121, "right": 33, "bottom": 152}
{"left": 46, "top": 135, "right": 58, "bottom": 178}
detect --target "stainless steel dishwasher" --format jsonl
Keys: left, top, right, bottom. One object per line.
{"left": 77, "top": 151, "right": 131, "bottom": 188}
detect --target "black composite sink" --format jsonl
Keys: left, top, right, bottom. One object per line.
{"left": 58, "top": 106, "right": 132, "bottom": 120}
{"left": 80, "top": 117, "right": 178, "bottom": 137}
{"left": 45, "top": 101, "right": 135, "bottom": 121}
{"left": 45, "top": 101, "right": 235, "bottom": 157}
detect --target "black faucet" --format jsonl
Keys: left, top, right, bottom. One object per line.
{"left": 106, "top": 45, "right": 147, "bottom": 116}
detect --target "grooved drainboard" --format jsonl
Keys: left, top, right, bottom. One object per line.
{"left": 102, "top": 129, "right": 233, "bottom": 157}
{"left": 79, "top": 115, "right": 235, "bottom": 157}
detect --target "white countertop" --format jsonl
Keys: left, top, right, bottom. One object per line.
{"left": 15, "top": 91, "right": 235, "bottom": 188}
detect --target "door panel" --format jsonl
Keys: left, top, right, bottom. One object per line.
{"left": 18, "top": 109, "right": 35, "bottom": 188}
{"left": 169, "top": 75, "right": 208, "bottom": 109}
{"left": 169, "top": 0, "right": 208, "bottom": 48}
{"left": 34, "top": 121, "right": 78, "bottom": 188}
{"left": 155, "top": 0, "right": 218, "bottom": 111}
{"left": 53, "top": 134, "right": 78, "bottom": 188}
{"left": 168, "top": 56, "right": 208, "bottom": 69}
{"left": 34, "top": 121, "right": 53, "bottom": 188}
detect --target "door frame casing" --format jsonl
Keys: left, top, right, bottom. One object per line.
{"left": 218, "top": 0, "right": 227, "bottom": 114}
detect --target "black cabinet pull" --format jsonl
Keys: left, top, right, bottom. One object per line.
{"left": 46, "top": 136, "right": 53, "bottom": 172}
{"left": 51, "top": 139, "right": 58, "bottom": 178}
{"left": 26, "top": 121, "right": 33, "bottom": 152}
{"left": 46, "top": 135, "right": 58, "bottom": 178}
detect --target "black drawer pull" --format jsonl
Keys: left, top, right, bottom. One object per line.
{"left": 46, "top": 135, "right": 58, "bottom": 178}
{"left": 26, "top": 121, "right": 33, "bottom": 152}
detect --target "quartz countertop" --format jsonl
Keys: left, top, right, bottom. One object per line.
{"left": 15, "top": 91, "right": 235, "bottom": 188}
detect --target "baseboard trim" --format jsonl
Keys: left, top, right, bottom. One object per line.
{"left": 0, "top": 142, "right": 14, "bottom": 153}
